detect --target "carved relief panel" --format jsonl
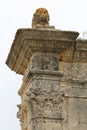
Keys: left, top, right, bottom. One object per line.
{"left": 30, "top": 53, "right": 59, "bottom": 71}
{"left": 25, "top": 77, "right": 65, "bottom": 121}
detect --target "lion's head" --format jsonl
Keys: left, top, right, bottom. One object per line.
{"left": 32, "top": 8, "right": 50, "bottom": 28}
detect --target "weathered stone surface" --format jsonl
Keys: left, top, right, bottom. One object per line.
{"left": 63, "top": 123, "right": 87, "bottom": 130}
{"left": 59, "top": 39, "right": 87, "bottom": 63}
{"left": 59, "top": 62, "right": 87, "bottom": 81}
{"left": 76, "top": 39, "right": 87, "bottom": 51}
{"left": 6, "top": 28, "right": 79, "bottom": 75}
{"left": 17, "top": 69, "right": 65, "bottom": 130}
{"left": 32, "top": 8, "right": 55, "bottom": 29}
{"left": 30, "top": 53, "right": 59, "bottom": 71}
{"left": 32, "top": 119, "right": 63, "bottom": 130}
{"left": 26, "top": 71, "right": 64, "bottom": 119}
{"left": 65, "top": 87, "right": 87, "bottom": 98}
{"left": 68, "top": 98, "right": 87, "bottom": 123}
{"left": 6, "top": 8, "right": 87, "bottom": 130}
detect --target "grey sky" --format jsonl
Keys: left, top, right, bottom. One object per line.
{"left": 0, "top": 0, "right": 87, "bottom": 130}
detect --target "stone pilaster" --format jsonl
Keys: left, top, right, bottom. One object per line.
{"left": 18, "top": 69, "right": 64, "bottom": 130}
{"left": 6, "top": 28, "right": 78, "bottom": 130}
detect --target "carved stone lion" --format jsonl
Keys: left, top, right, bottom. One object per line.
{"left": 32, "top": 8, "right": 54, "bottom": 28}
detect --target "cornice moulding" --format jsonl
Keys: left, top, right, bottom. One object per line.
{"left": 6, "top": 28, "right": 79, "bottom": 75}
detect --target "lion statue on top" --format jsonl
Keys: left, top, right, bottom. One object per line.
{"left": 32, "top": 8, "right": 55, "bottom": 29}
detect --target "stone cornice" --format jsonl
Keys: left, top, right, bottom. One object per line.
{"left": 6, "top": 28, "right": 79, "bottom": 75}
{"left": 76, "top": 39, "right": 87, "bottom": 51}
{"left": 73, "top": 39, "right": 87, "bottom": 62}
{"left": 59, "top": 39, "right": 87, "bottom": 63}
{"left": 13, "top": 28, "right": 79, "bottom": 41}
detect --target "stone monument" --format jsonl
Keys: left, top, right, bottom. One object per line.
{"left": 6, "top": 8, "right": 87, "bottom": 130}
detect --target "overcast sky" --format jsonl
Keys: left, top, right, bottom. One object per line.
{"left": 0, "top": 0, "right": 87, "bottom": 130}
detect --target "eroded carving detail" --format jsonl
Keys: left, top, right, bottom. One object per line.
{"left": 25, "top": 39, "right": 74, "bottom": 50}
{"left": 26, "top": 83, "right": 64, "bottom": 120}
{"left": 17, "top": 104, "right": 22, "bottom": 122}
{"left": 17, "top": 103, "right": 28, "bottom": 130}
{"left": 30, "top": 53, "right": 58, "bottom": 71}
{"left": 32, "top": 7, "right": 54, "bottom": 29}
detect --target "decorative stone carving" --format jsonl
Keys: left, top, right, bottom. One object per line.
{"left": 17, "top": 103, "right": 28, "bottom": 128}
{"left": 25, "top": 73, "right": 64, "bottom": 120}
{"left": 30, "top": 53, "right": 58, "bottom": 71}
{"left": 6, "top": 28, "right": 78, "bottom": 75}
{"left": 32, "top": 8, "right": 54, "bottom": 29}
{"left": 6, "top": 7, "right": 87, "bottom": 130}
{"left": 17, "top": 104, "right": 22, "bottom": 122}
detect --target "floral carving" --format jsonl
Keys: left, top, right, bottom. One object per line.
{"left": 26, "top": 83, "right": 64, "bottom": 120}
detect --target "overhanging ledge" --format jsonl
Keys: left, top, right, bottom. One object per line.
{"left": 6, "top": 28, "right": 79, "bottom": 75}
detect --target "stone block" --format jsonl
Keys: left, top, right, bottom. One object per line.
{"left": 68, "top": 98, "right": 87, "bottom": 123}
{"left": 59, "top": 62, "right": 87, "bottom": 81}
{"left": 63, "top": 122, "right": 87, "bottom": 130}
{"left": 65, "top": 88, "right": 87, "bottom": 98}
